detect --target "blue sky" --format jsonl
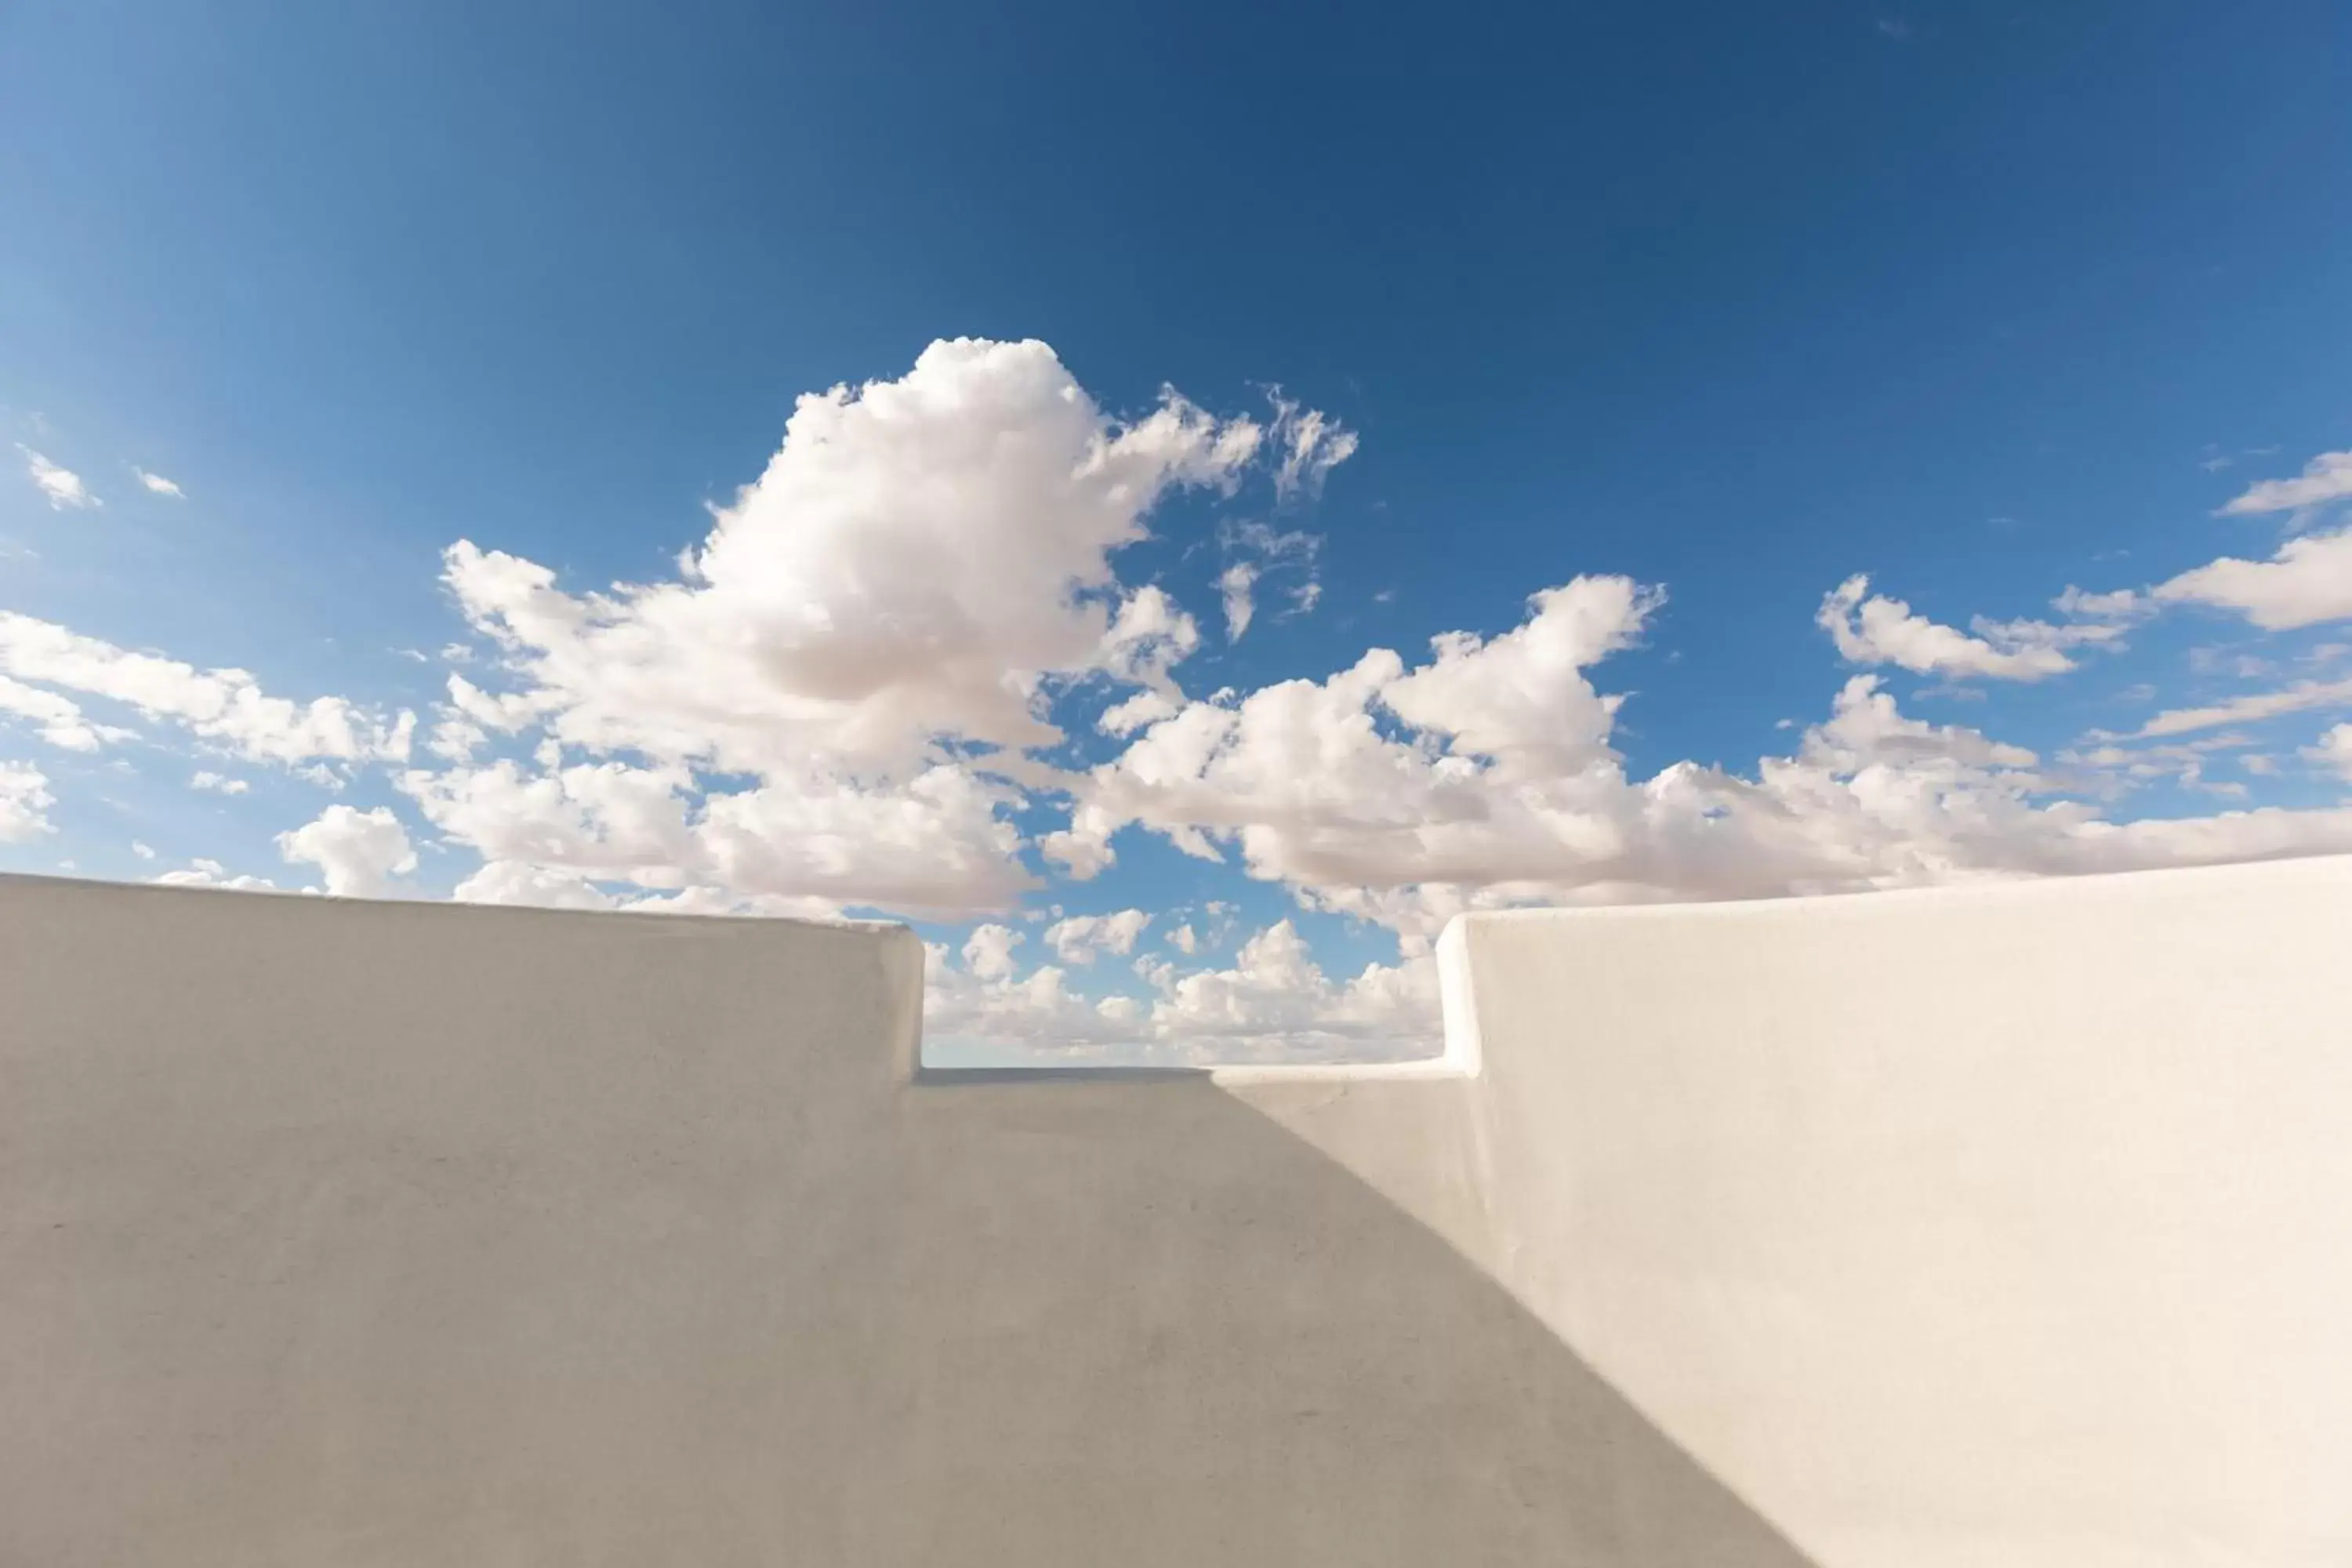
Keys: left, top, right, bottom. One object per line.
{"left": 5, "top": 1, "right": 2350, "bottom": 1060}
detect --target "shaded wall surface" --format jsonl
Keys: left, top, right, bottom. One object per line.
{"left": 2, "top": 858, "right": 2347, "bottom": 1566}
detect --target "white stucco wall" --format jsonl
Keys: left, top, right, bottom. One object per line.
{"left": 3, "top": 856, "right": 2347, "bottom": 1565}
{"left": 1436, "top": 855, "right": 2352, "bottom": 1568}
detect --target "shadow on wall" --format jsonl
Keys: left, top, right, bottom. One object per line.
{"left": 885, "top": 1078, "right": 1818, "bottom": 1566}
{"left": 0, "top": 875, "right": 1813, "bottom": 1566}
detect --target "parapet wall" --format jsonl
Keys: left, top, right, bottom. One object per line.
{"left": 1439, "top": 854, "right": 2352, "bottom": 1568}
{"left": 2, "top": 858, "right": 2347, "bottom": 1566}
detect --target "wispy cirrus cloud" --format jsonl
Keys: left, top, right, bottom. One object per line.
{"left": 17, "top": 446, "right": 97, "bottom": 510}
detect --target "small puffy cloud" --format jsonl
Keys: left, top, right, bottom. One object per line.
{"left": 1042, "top": 908, "right": 1152, "bottom": 964}
{"left": 153, "top": 858, "right": 278, "bottom": 892}
{"left": 1098, "top": 689, "right": 1179, "bottom": 737}
{"left": 0, "top": 612, "right": 414, "bottom": 765}
{"left": 960, "top": 922, "right": 1025, "bottom": 982}
{"left": 2305, "top": 724, "right": 2352, "bottom": 782}
{"left": 2053, "top": 585, "right": 2144, "bottom": 619}
{"left": 0, "top": 760, "right": 56, "bottom": 840}
{"left": 132, "top": 467, "right": 185, "bottom": 499}
{"left": 1818, "top": 575, "right": 2105, "bottom": 681}
{"left": 1095, "top": 583, "right": 1202, "bottom": 695}
{"left": 1167, "top": 922, "right": 1198, "bottom": 954}
{"left": 2220, "top": 450, "right": 2352, "bottom": 516}
{"left": 131, "top": 840, "right": 155, "bottom": 860}
{"left": 18, "top": 447, "right": 97, "bottom": 510}
{"left": 191, "top": 770, "right": 252, "bottom": 794}
{"left": 277, "top": 804, "right": 416, "bottom": 897}
{"left": 2153, "top": 527, "right": 2352, "bottom": 630}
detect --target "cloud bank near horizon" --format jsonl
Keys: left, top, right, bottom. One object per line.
{"left": 8, "top": 339, "right": 2352, "bottom": 1058}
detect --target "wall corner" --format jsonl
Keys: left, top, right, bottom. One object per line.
{"left": 1434, "top": 915, "right": 1486, "bottom": 1080}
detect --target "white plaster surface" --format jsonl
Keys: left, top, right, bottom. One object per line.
{"left": 2, "top": 856, "right": 2347, "bottom": 1565}
{"left": 1437, "top": 854, "right": 2352, "bottom": 1568}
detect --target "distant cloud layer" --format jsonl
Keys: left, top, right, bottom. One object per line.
{"left": 5, "top": 339, "right": 2352, "bottom": 1058}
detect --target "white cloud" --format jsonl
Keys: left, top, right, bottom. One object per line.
{"left": 1098, "top": 689, "right": 1179, "bottom": 736}
{"left": 2060, "top": 733, "right": 2267, "bottom": 800}
{"left": 960, "top": 923, "right": 1025, "bottom": 982}
{"left": 2220, "top": 450, "right": 2352, "bottom": 516}
{"left": 923, "top": 913, "right": 1432, "bottom": 1062}
{"left": 452, "top": 859, "right": 619, "bottom": 911}
{"left": 1052, "top": 579, "right": 2352, "bottom": 925}
{"left": 131, "top": 840, "right": 155, "bottom": 860}
{"left": 1268, "top": 394, "right": 1359, "bottom": 502}
{"left": 1139, "top": 920, "right": 1439, "bottom": 1058}
{"left": 399, "top": 755, "right": 1029, "bottom": 917}
{"left": 2305, "top": 724, "right": 2352, "bottom": 782}
{"left": 1042, "top": 908, "right": 1152, "bottom": 964}
{"left": 2052, "top": 585, "right": 2143, "bottom": 619}
{"left": 1817, "top": 575, "right": 2105, "bottom": 681}
{"left": 153, "top": 858, "right": 278, "bottom": 892}
{"left": 924, "top": 942, "right": 1141, "bottom": 1047}
{"left": 1214, "top": 521, "right": 1322, "bottom": 646}
{"left": 1094, "top": 583, "right": 1201, "bottom": 696}
{"left": 277, "top": 804, "right": 416, "bottom": 898}
{"left": 438, "top": 339, "right": 1266, "bottom": 779}
{"left": 2153, "top": 527, "right": 2352, "bottom": 630}
{"left": 1218, "top": 561, "right": 1258, "bottom": 642}
{"left": 447, "top": 858, "right": 837, "bottom": 918}
{"left": 398, "top": 339, "right": 1343, "bottom": 917}
{"left": 0, "top": 673, "right": 132, "bottom": 751}
{"left": 2187, "top": 646, "right": 2277, "bottom": 681}
{"left": 0, "top": 761, "right": 55, "bottom": 840}
{"left": 132, "top": 467, "right": 185, "bottom": 499}
{"left": 18, "top": 447, "right": 97, "bottom": 510}
{"left": 2112, "top": 677, "right": 2352, "bottom": 741}
{"left": 0, "top": 612, "right": 414, "bottom": 765}
{"left": 1050, "top": 575, "right": 1661, "bottom": 887}
{"left": 19, "top": 342, "right": 2352, "bottom": 1063}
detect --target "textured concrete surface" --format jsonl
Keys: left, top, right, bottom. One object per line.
{"left": 2, "top": 857, "right": 2347, "bottom": 1565}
